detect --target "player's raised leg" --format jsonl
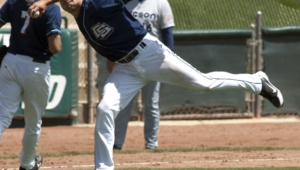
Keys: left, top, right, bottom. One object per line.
{"left": 135, "top": 38, "right": 283, "bottom": 108}
{"left": 254, "top": 71, "right": 283, "bottom": 108}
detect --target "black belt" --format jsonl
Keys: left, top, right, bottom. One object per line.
{"left": 117, "top": 42, "right": 147, "bottom": 63}
{"left": 117, "top": 50, "right": 139, "bottom": 63}
{"left": 32, "top": 58, "right": 47, "bottom": 64}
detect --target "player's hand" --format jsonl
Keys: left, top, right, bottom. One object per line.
{"left": 27, "top": 0, "right": 47, "bottom": 18}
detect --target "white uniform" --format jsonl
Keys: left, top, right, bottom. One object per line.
{"left": 95, "top": 33, "right": 263, "bottom": 169}
{"left": 114, "top": 0, "right": 175, "bottom": 149}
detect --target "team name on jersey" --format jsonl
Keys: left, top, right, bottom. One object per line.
{"left": 91, "top": 22, "right": 114, "bottom": 40}
{"left": 132, "top": 11, "right": 157, "bottom": 21}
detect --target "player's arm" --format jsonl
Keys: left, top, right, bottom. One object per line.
{"left": 48, "top": 33, "right": 61, "bottom": 54}
{"left": 160, "top": 0, "right": 175, "bottom": 51}
{"left": 27, "top": 0, "right": 59, "bottom": 17}
{"left": 161, "top": 27, "right": 174, "bottom": 51}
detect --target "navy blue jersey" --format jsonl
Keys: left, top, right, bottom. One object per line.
{"left": 0, "top": 0, "right": 61, "bottom": 60}
{"left": 76, "top": 0, "right": 147, "bottom": 62}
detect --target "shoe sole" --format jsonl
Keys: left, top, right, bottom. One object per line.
{"left": 256, "top": 71, "right": 284, "bottom": 108}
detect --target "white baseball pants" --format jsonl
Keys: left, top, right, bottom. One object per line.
{"left": 94, "top": 33, "right": 262, "bottom": 169}
{"left": 114, "top": 81, "right": 160, "bottom": 149}
{"left": 0, "top": 53, "right": 50, "bottom": 169}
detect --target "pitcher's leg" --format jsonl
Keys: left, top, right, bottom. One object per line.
{"left": 140, "top": 44, "right": 262, "bottom": 94}
{"left": 142, "top": 82, "right": 160, "bottom": 149}
{"left": 95, "top": 90, "right": 141, "bottom": 170}
{"left": 94, "top": 64, "right": 146, "bottom": 170}
{"left": 140, "top": 42, "right": 282, "bottom": 108}
{"left": 94, "top": 100, "right": 116, "bottom": 170}
{"left": 114, "top": 98, "right": 134, "bottom": 149}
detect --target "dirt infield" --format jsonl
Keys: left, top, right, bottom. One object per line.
{"left": 1, "top": 118, "right": 300, "bottom": 169}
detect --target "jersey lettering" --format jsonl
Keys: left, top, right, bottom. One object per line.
{"left": 132, "top": 12, "right": 157, "bottom": 20}
{"left": 20, "top": 11, "right": 31, "bottom": 35}
{"left": 91, "top": 22, "right": 114, "bottom": 40}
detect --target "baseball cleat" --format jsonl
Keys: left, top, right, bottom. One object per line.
{"left": 113, "top": 145, "right": 122, "bottom": 150}
{"left": 19, "top": 155, "right": 43, "bottom": 170}
{"left": 255, "top": 71, "right": 284, "bottom": 108}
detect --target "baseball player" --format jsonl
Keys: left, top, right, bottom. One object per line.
{"left": 0, "top": 0, "right": 62, "bottom": 169}
{"left": 109, "top": 0, "right": 175, "bottom": 150}
{"left": 29, "top": 0, "right": 284, "bottom": 169}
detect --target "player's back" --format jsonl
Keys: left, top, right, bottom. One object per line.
{"left": 0, "top": 0, "right": 61, "bottom": 60}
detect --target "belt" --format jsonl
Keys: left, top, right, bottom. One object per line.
{"left": 117, "top": 41, "right": 147, "bottom": 63}
{"left": 117, "top": 50, "right": 139, "bottom": 63}
{"left": 32, "top": 58, "right": 47, "bottom": 64}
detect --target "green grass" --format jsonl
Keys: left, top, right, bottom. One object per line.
{"left": 113, "top": 146, "right": 300, "bottom": 154}
{"left": 169, "top": 0, "right": 300, "bottom": 30}
{"left": 2, "top": 146, "right": 300, "bottom": 159}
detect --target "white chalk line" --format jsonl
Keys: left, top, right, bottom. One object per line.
{"left": 2, "top": 157, "right": 300, "bottom": 169}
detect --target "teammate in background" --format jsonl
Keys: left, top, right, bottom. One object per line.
{"left": 28, "top": 0, "right": 284, "bottom": 169}
{"left": 106, "top": 0, "right": 175, "bottom": 150}
{"left": 0, "top": 0, "right": 62, "bottom": 169}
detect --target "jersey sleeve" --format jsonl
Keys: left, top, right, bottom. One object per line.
{"left": 0, "top": 0, "right": 12, "bottom": 25}
{"left": 44, "top": 5, "right": 62, "bottom": 36}
{"left": 159, "top": 0, "right": 175, "bottom": 29}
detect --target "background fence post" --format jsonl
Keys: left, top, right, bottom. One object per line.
{"left": 255, "top": 11, "right": 262, "bottom": 118}
{"left": 87, "top": 43, "right": 94, "bottom": 124}
{"left": 249, "top": 23, "right": 256, "bottom": 115}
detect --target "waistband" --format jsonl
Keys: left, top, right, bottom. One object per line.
{"left": 7, "top": 53, "right": 50, "bottom": 65}
{"left": 116, "top": 33, "right": 154, "bottom": 63}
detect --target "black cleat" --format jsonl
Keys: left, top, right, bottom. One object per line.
{"left": 256, "top": 71, "right": 284, "bottom": 108}
{"left": 113, "top": 145, "right": 122, "bottom": 150}
{"left": 19, "top": 155, "right": 43, "bottom": 170}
